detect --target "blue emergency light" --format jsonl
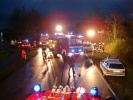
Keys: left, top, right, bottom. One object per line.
{"left": 78, "top": 49, "right": 82, "bottom": 52}
{"left": 26, "top": 39, "right": 28, "bottom": 42}
{"left": 90, "top": 87, "right": 98, "bottom": 98}
{"left": 72, "top": 49, "right": 75, "bottom": 53}
{"left": 34, "top": 84, "right": 41, "bottom": 93}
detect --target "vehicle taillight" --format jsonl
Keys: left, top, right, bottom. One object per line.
{"left": 107, "top": 69, "right": 110, "bottom": 72}
{"left": 122, "top": 70, "right": 125, "bottom": 73}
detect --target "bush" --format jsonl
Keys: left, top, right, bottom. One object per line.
{"left": 105, "top": 39, "right": 133, "bottom": 65}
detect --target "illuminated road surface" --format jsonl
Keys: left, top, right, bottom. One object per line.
{"left": 0, "top": 48, "right": 116, "bottom": 100}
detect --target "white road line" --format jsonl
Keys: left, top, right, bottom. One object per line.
{"left": 94, "top": 65, "right": 119, "bottom": 100}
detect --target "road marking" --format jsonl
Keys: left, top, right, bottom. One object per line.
{"left": 94, "top": 65, "right": 119, "bottom": 100}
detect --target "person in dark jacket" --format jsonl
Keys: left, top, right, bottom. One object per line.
{"left": 67, "top": 56, "right": 75, "bottom": 76}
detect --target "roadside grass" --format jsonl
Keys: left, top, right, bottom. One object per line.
{"left": 88, "top": 52, "right": 133, "bottom": 100}
{"left": 0, "top": 50, "right": 12, "bottom": 60}
{"left": 0, "top": 49, "right": 37, "bottom": 83}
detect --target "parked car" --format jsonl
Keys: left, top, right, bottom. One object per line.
{"left": 100, "top": 56, "right": 125, "bottom": 76}
{"left": 21, "top": 39, "right": 32, "bottom": 50}
{"left": 83, "top": 42, "right": 93, "bottom": 53}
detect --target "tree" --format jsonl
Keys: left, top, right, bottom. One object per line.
{"left": 25, "top": 6, "right": 41, "bottom": 38}
{"left": 124, "top": 19, "right": 133, "bottom": 38}
{"left": 7, "top": 6, "right": 41, "bottom": 40}
{"left": 105, "top": 12, "right": 125, "bottom": 41}
{"left": 7, "top": 6, "right": 27, "bottom": 39}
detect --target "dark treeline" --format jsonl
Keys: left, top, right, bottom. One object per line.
{"left": 1, "top": 6, "right": 133, "bottom": 64}
{"left": 4, "top": 6, "right": 41, "bottom": 42}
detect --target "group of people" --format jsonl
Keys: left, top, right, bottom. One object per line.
{"left": 63, "top": 54, "right": 82, "bottom": 77}
{"left": 42, "top": 45, "right": 82, "bottom": 77}
{"left": 42, "top": 45, "right": 53, "bottom": 61}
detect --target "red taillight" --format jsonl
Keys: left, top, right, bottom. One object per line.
{"left": 122, "top": 70, "right": 125, "bottom": 73}
{"left": 107, "top": 69, "right": 110, "bottom": 72}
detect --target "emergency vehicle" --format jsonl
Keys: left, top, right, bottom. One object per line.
{"left": 83, "top": 41, "right": 93, "bottom": 53}
{"left": 26, "top": 83, "right": 113, "bottom": 100}
{"left": 48, "top": 33, "right": 84, "bottom": 58}
{"left": 39, "top": 34, "right": 49, "bottom": 46}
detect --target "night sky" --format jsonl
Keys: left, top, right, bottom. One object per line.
{"left": 0, "top": 0, "right": 133, "bottom": 29}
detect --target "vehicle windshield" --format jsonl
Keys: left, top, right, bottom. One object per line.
{"left": 83, "top": 44, "right": 92, "bottom": 47}
{"left": 69, "top": 38, "right": 83, "bottom": 46}
{"left": 109, "top": 64, "right": 124, "bottom": 69}
{"left": 40, "top": 37, "right": 48, "bottom": 41}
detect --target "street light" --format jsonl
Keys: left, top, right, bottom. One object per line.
{"left": 56, "top": 25, "right": 62, "bottom": 32}
{"left": 87, "top": 30, "right": 95, "bottom": 43}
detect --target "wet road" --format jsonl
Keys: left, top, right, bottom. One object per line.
{"left": 0, "top": 48, "right": 116, "bottom": 100}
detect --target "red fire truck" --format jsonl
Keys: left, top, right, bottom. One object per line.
{"left": 39, "top": 34, "right": 49, "bottom": 46}
{"left": 48, "top": 33, "right": 84, "bottom": 58}
{"left": 26, "top": 83, "right": 107, "bottom": 100}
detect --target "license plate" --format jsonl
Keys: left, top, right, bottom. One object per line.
{"left": 114, "top": 70, "right": 120, "bottom": 72}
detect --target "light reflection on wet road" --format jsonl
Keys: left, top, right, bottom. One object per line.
{"left": 0, "top": 48, "right": 115, "bottom": 100}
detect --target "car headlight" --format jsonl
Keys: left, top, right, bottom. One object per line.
{"left": 80, "top": 52, "right": 84, "bottom": 55}
{"left": 68, "top": 53, "right": 73, "bottom": 56}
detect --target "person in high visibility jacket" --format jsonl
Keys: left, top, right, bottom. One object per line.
{"left": 11, "top": 40, "right": 15, "bottom": 48}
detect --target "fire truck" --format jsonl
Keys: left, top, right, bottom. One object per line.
{"left": 47, "top": 33, "right": 84, "bottom": 58}
{"left": 25, "top": 83, "right": 113, "bottom": 100}
{"left": 39, "top": 34, "right": 49, "bottom": 46}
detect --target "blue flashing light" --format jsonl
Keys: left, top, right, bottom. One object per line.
{"left": 26, "top": 40, "right": 28, "bottom": 42}
{"left": 71, "top": 49, "right": 75, "bottom": 53}
{"left": 79, "top": 49, "right": 82, "bottom": 52}
{"left": 34, "top": 84, "right": 41, "bottom": 92}
{"left": 90, "top": 87, "right": 98, "bottom": 98}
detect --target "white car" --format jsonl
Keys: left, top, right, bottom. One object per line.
{"left": 83, "top": 43, "right": 93, "bottom": 52}
{"left": 100, "top": 56, "right": 125, "bottom": 76}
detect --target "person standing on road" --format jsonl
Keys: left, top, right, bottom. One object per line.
{"left": 67, "top": 56, "right": 75, "bottom": 77}
{"left": 75, "top": 57, "right": 84, "bottom": 77}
